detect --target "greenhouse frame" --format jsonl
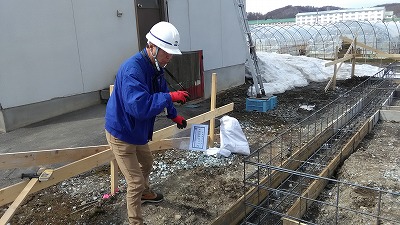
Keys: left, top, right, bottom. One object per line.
{"left": 250, "top": 20, "right": 400, "bottom": 59}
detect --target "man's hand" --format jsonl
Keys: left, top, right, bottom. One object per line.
{"left": 169, "top": 91, "right": 190, "bottom": 104}
{"left": 172, "top": 115, "right": 187, "bottom": 129}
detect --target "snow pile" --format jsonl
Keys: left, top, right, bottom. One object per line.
{"left": 249, "top": 52, "right": 382, "bottom": 96}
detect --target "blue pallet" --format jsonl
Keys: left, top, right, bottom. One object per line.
{"left": 246, "top": 96, "right": 277, "bottom": 112}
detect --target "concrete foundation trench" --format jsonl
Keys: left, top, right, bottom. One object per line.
{"left": 230, "top": 68, "right": 400, "bottom": 225}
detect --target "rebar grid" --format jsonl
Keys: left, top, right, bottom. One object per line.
{"left": 242, "top": 64, "right": 399, "bottom": 225}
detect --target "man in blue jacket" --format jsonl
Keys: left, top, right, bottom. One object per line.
{"left": 105, "top": 21, "right": 189, "bottom": 225}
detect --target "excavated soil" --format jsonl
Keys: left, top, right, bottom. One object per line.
{"left": 1, "top": 77, "right": 399, "bottom": 225}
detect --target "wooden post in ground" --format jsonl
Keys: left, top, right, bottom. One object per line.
{"left": 325, "top": 39, "right": 355, "bottom": 92}
{"left": 351, "top": 37, "right": 357, "bottom": 78}
{"left": 332, "top": 46, "right": 338, "bottom": 89}
{"left": 209, "top": 73, "right": 217, "bottom": 147}
{"left": 109, "top": 85, "right": 119, "bottom": 195}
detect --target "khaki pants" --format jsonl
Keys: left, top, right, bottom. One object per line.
{"left": 106, "top": 131, "right": 153, "bottom": 225}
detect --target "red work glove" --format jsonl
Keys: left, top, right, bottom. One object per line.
{"left": 172, "top": 115, "right": 187, "bottom": 129}
{"left": 169, "top": 91, "right": 190, "bottom": 104}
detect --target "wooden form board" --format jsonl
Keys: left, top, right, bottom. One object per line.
{"left": 0, "top": 102, "right": 231, "bottom": 207}
{"left": 0, "top": 145, "right": 109, "bottom": 170}
{"left": 0, "top": 149, "right": 114, "bottom": 207}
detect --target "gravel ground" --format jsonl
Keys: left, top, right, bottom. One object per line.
{"left": 1, "top": 78, "right": 399, "bottom": 225}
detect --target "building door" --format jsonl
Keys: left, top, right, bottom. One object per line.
{"left": 135, "top": 0, "right": 167, "bottom": 50}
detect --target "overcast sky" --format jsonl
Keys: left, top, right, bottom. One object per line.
{"left": 246, "top": 0, "right": 399, "bottom": 14}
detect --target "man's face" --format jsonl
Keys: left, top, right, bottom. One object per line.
{"left": 150, "top": 45, "right": 173, "bottom": 67}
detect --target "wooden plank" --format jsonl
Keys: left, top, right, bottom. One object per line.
{"left": 325, "top": 54, "right": 353, "bottom": 67}
{"left": 0, "top": 149, "right": 114, "bottom": 207}
{"left": 0, "top": 134, "right": 220, "bottom": 208}
{"left": 340, "top": 36, "right": 386, "bottom": 54}
{"left": 325, "top": 41, "right": 354, "bottom": 91}
{"left": 110, "top": 159, "right": 118, "bottom": 195}
{"left": 0, "top": 145, "right": 109, "bottom": 170}
{"left": 0, "top": 178, "right": 39, "bottom": 224}
{"left": 375, "top": 53, "right": 400, "bottom": 60}
{"left": 0, "top": 135, "right": 220, "bottom": 172}
{"left": 209, "top": 73, "right": 217, "bottom": 147}
{"left": 351, "top": 38, "right": 356, "bottom": 78}
{"left": 0, "top": 137, "right": 221, "bottom": 208}
{"left": 109, "top": 84, "right": 119, "bottom": 195}
{"left": 110, "top": 84, "right": 114, "bottom": 94}
{"left": 152, "top": 103, "right": 234, "bottom": 141}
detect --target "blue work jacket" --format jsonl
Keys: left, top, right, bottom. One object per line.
{"left": 105, "top": 49, "right": 177, "bottom": 145}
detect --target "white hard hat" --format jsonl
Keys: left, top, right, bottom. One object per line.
{"left": 146, "top": 21, "right": 182, "bottom": 55}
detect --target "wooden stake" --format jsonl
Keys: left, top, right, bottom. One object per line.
{"left": 108, "top": 84, "right": 119, "bottom": 195}
{"left": 332, "top": 46, "right": 338, "bottom": 89}
{"left": 325, "top": 39, "right": 356, "bottom": 92}
{"left": 351, "top": 37, "right": 356, "bottom": 78}
{"left": 0, "top": 178, "right": 39, "bottom": 224}
{"left": 209, "top": 73, "right": 217, "bottom": 147}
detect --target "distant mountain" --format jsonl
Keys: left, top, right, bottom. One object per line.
{"left": 376, "top": 3, "right": 400, "bottom": 17}
{"left": 247, "top": 3, "right": 400, "bottom": 20}
{"left": 265, "top": 5, "right": 341, "bottom": 19}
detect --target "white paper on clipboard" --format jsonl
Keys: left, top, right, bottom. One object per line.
{"left": 189, "top": 124, "right": 209, "bottom": 151}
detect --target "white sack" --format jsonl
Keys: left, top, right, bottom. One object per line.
{"left": 219, "top": 115, "right": 250, "bottom": 155}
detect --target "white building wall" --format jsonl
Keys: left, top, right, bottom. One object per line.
{"left": 0, "top": 0, "right": 138, "bottom": 109}
{"left": 0, "top": 0, "right": 247, "bottom": 131}
{"left": 168, "top": 0, "right": 246, "bottom": 71}
{"left": 167, "top": 0, "right": 247, "bottom": 97}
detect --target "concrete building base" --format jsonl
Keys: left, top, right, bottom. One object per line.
{"left": 203, "top": 63, "right": 245, "bottom": 99}
{"left": 0, "top": 91, "right": 101, "bottom": 133}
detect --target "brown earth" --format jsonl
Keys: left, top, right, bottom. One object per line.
{"left": 1, "top": 77, "right": 399, "bottom": 225}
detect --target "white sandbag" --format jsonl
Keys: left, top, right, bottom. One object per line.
{"left": 219, "top": 115, "right": 250, "bottom": 155}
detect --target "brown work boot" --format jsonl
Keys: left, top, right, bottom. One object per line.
{"left": 141, "top": 191, "right": 164, "bottom": 204}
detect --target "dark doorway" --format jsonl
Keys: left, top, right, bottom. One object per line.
{"left": 135, "top": 0, "right": 167, "bottom": 50}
